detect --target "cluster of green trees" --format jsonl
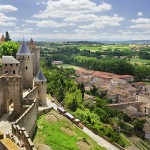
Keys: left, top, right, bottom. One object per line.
{"left": 0, "top": 41, "right": 19, "bottom": 57}
{"left": 138, "top": 47, "right": 150, "bottom": 60}
{"left": 0, "top": 31, "right": 19, "bottom": 57}
{"left": 43, "top": 46, "right": 150, "bottom": 81}
{"left": 139, "top": 51, "right": 150, "bottom": 60}
{"left": 42, "top": 46, "right": 134, "bottom": 58}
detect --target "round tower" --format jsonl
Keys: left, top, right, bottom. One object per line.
{"left": 28, "top": 38, "right": 40, "bottom": 76}
{"left": 34, "top": 70, "right": 47, "bottom": 106}
{"left": 16, "top": 40, "right": 33, "bottom": 89}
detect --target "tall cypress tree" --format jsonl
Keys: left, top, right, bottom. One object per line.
{"left": 5, "top": 31, "right": 11, "bottom": 42}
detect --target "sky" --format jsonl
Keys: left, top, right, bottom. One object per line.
{"left": 0, "top": 0, "right": 150, "bottom": 41}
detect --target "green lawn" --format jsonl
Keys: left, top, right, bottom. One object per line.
{"left": 34, "top": 110, "right": 105, "bottom": 150}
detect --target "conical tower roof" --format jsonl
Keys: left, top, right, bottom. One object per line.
{"left": 29, "top": 38, "right": 36, "bottom": 49}
{"left": 1, "top": 35, "right": 5, "bottom": 41}
{"left": 0, "top": 35, "right": 5, "bottom": 44}
{"left": 16, "top": 40, "right": 31, "bottom": 56}
{"left": 35, "top": 70, "right": 47, "bottom": 81}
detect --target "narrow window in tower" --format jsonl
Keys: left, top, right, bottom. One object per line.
{"left": 42, "top": 81, "right": 43, "bottom": 84}
{"left": 13, "top": 70, "right": 15, "bottom": 74}
{"left": 16, "top": 64, "right": 18, "bottom": 66}
{"left": 5, "top": 64, "right": 7, "bottom": 66}
{"left": 28, "top": 56, "right": 29, "bottom": 59}
{"left": 10, "top": 64, "right": 13, "bottom": 66}
{"left": 26, "top": 67, "right": 28, "bottom": 70}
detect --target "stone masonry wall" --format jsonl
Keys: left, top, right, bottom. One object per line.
{"left": 23, "top": 86, "right": 38, "bottom": 101}
{"left": 14, "top": 99, "right": 38, "bottom": 138}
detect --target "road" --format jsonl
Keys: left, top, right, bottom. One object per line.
{"left": 46, "top": 97, "right": 120, "bottom": 150}
{"left": 83, "top": 127, "right": 119, "bottom": 150}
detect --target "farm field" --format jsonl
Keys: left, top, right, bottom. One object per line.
{"left": 57, "top": 64, "right": 82, "bottom": 70}
{"left": 77, "top": 44, "right": 130, "bottom": 51}
{"left": 129, "top": 58, "right": 150, "bottom": 65}
{"left": 34, "top": 110, "right": 105, "bottom": 150}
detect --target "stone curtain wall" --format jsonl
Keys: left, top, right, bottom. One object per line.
{"left": 13, "top": 99, "right": 38, "bottom": 138}
{"left": 23, "top": 86, "right": 38, "bottom": 101}
{"left": 0, "top": 77, "right": 3, "bottom": 118}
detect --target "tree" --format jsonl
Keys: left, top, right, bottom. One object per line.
{"left": 5, "top": 31, "right": 11, "bottom": 42}
{"left": 78, "top": 83, "right": 85, "bottom": 99}
{"left": 64, "top": 89, "right": 82, "bottom": 111}
{"left": 0, "top": 41, "right": 19, "bottom": 56}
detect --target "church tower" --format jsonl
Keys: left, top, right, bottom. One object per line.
{"left": 28, "top": 38, "right": 40, "bottom": 76}
{"left": 16, "top": 40, "right": 33, "bottom": 89}
{"left": 34, "top": 70, "right": 47, "bottom": 106}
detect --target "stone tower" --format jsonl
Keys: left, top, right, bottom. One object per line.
{"left": 16, "top": 40, "right": 33, "bottom": 89}
{"left": 28, "top": 38, "right": 40, "bottom": 76}
{"left": 0, "top": 56, "right": 22, "bottom": 115}
{"left": 34, "top": 70, "right": 47, "bottom": 106}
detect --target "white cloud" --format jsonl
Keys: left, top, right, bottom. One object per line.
{"left": 64, "top": 14, "right": 98, "bottom": 22}
{"left": 0, "top": 13, "right": 17, "bottom": 26}
{"left": 129, "top": 18, "right": 150, "bottom": 29}
{"left": 129, "top": 24, "right": 150, "bottom": 29}
{"left": 0, "top": 21, "right": 16, "bottom": 26}
{"left": 0, "top": 13, "right": 17, "bottom": 22}
{"left": 137, "top": 12, "right": 143, "bottom": 17}
{"left": 33, "top": 0, "right": 112, "bottom": 19}
{"left": 78, "top": 14, "right": 124, "bottom": 29}
{"left": 0, "top": 4, "right": 18, "bottom": 12}
{"left": 15, "top": 28, "right": 33, "bottom": 33}
{"left": 130, "top": 18, "right": 150, "bottom": 24}
{"left": 36, "top": 20, "right": 76, "bottom": 28}
{"left": 74, "top": 29, "right": 96, "bottom": 34}
{"left": 25, "top": 20, "right": 38, "bottom": 24}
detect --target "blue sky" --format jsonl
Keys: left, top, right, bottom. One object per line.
{"left": 0, "top": 0, "right": 150, "bottom": 41}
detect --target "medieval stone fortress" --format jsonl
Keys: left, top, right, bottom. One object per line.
{"left": 0, "top": 34, "right": 47, "bottom": 150}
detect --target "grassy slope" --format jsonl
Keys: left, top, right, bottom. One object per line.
{"left": 34, "top": 110, "right": 105, "bottom": 150}
{"left": 120, "top": 134, "right": 132, "bottom": 147}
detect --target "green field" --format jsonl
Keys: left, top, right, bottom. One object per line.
{"left": 57, "top": 64, "right": 82, "bottom": 70}
{"left": 77, "top": 45, "right": 130, "bottom": 52}
{"left": 34, "top": 110, "right": 105, "bottom": 150}
{"left": 129, "top": 58, "right": 150, "bottom": 65}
